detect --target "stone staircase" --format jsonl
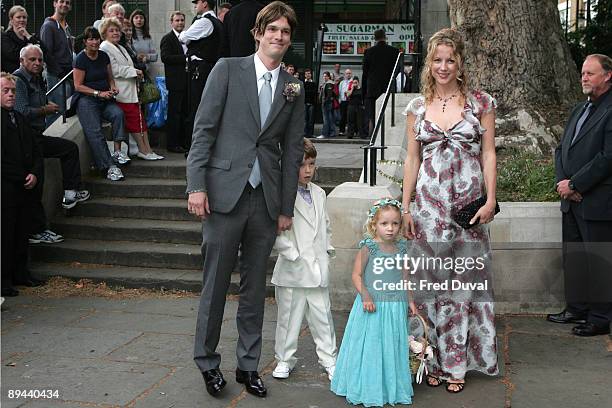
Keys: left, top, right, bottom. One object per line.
{"left": 30, "top": 145, "right": 361, "bottom": 293}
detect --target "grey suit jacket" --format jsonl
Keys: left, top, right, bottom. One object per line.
{"left": 186, "top": 55, "right": 305, "bottom": 220}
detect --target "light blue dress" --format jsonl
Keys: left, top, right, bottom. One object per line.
{"left": 331, "top": 238, "right": 413, "bottom": 407}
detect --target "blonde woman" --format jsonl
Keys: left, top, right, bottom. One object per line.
{"left": 401, "top": 28, "right": 498, "bottom": 393}
{"left": 1, "top": 6, "right": 44, "bottom": 73}
{"left": 99, "top": 17, "right": 163, "bottom": 161}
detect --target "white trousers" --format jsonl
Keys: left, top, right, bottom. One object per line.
{"left": 274, "top": 286, "right": 337, "bottom": 369}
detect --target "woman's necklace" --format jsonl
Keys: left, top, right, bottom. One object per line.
{"left": 437, "top": 91, "right": 458, "bottom": 112}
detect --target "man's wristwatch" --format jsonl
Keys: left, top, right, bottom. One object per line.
{"left": 568, "top": 180, "right": 575, "bottom": 191}
{"left": 94, "top": 90, "right": 100, "bottom": 98}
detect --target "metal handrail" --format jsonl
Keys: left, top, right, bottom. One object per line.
{"left": 45, "top": 69, "right": 73, "bottom": 124}
{"left": 361, "top": 51, "right": 404, "bottom": 186}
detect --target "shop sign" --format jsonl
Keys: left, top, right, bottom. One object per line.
{"left": 322, "top": 23, "right": 415, "bottom": 56}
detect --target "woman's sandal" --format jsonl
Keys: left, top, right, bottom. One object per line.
{"left": 445, "top": 381, "right": 465, "bottom": 393}
{"left": 426, "top": 375, "right": 442, "bottom": 387}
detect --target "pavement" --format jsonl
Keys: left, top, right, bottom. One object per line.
{"left": 2, "top": 291, "right": 611, "bottom": 408}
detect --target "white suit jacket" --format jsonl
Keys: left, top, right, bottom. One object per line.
{"left": 100, "top": 41, "right": 139, "bottom": 103}
{"left": 272, "top": 182, "right": 335, "bottom": 288}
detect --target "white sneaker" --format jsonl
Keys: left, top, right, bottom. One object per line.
{"left": 325, "top": 364, "right": 335, "bottom": 381}
{"left": 112, "top": 151, "right": 130, "bottom": 165}
{"left": 316, "top": 135, "right": 326, "bottom": 139}
{"left": 106, "top": 166, "right": 124, "bottom": 181}
{"left": 272, "top": 361, "right": 292, "bottom": 379}
{"left": 151, "top": 152, "right": 165, "bottom": 160}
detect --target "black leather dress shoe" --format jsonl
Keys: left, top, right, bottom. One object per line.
{"left": 167, "top": 146, "right": 188, "bottom": 153}
{"left": 546, "top": 310, "right": 587, "bottom": 324}
{"left": 236, "top": 368, "right": 267, "bottom": 397}
{"left": 572, "top": 322, "right": 611, "bottom": 336}
{"left": 1, "top": 287, "right": 19, "bottom": 297}
{"left": 202, "top": 368, "right": 226, "bottom": 396}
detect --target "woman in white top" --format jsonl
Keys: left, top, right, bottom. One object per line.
{"left": 99, "top": 17, "right": 162, "bottom": 160}
{"left": 130, "top": 9, "right": 158, "bottom": 72}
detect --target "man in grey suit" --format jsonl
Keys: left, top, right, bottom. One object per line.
{"left": 186, "top": 1, "right": 303, "bottom": 399}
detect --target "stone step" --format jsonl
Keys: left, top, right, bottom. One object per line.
{"left": 84, "top": 177, "right": 342, "bottom": 199}
{"left": 30, "top": 239, "right": 278, "bottom": 272}
{"left": 29, "top": 262, "right": 275, "bottom": 296}
{"left": 31, "top": 239, "right": 201, "bottom": 270}
{"left": 84, "top": 177, "right": 187, "bottom": 199}
{"left": 51, "top": 216, "right": 202, "bottom": 245}
{"left": 70, "top": 197, "right": 193, "bottom": 221}
{"left": 121, "top": 156, "right": 360, "bottom": 184}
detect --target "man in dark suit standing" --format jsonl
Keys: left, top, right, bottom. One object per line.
{"left": 1, "top": 72, "right": 44, "bottom": 297}
{"left": 362, "top": 28, "right": 400, "bottom": 136}
{"left": 186, "top": 2, "right": 303, "bottom": 399}
{"left": 179, "top": 0, "right": 223, "bottom": 147}
{"left": 161, "top": 11, "right": 189, "bottom": 153}
{"left": 222, "top": 0, "right": 263, "bottom": 57}
{"left": 548, "top": 54, "right": 612, "bottom": 337}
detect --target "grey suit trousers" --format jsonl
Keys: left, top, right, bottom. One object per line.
{"left": 194, "top": 184, "right": 277, "bottom": 372}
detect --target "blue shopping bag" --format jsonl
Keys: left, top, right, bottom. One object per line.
{"left": 147, "top": 76, "right": 168, "bottom": 128}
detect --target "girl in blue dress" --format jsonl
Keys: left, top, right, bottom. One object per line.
{"left": 331, "top": 198, "right": 415, "bottom": 406}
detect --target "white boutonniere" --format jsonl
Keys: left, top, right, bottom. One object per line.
{"left": 282, "top": 81, "right": 301, "bottom": 102}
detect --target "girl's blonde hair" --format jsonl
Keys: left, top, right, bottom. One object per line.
{"left": 420, "top": 28, "right": 469, "bottom": 103}
{"left": 364, "top": 199, "right": 403, "bottom": 240}
{"left": 7, "top": 6, "right": 27, "bottom": 30}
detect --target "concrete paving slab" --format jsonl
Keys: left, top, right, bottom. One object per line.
{"left": 20, "top": 401, "right": 86, "bottom": 407}
{"left": 72, "top": 310, "right": 195, "bottom": 334}
{"left": 1, "top": 306, "right": 94, "bottom": 329}
{"left": 508, "top": 332, "right": 611, "bottom": 407}
{"left": 0, "top": 355, "right": 171, "bottom": 406}
{"left": 3, "top": 296, "right": 609, "bottom": 408}
{"left": 17, "top": 296, "right": 142, "bottom": 312}
{"left": 126, "top": 297, "right": 200, "bottom": 317}
{"left": 1, "top": 324, "right": 141, "bottom": 358}
{"left": 131, "top": 365, "right": 244, "bottom": 408}
{"left": 107, "top": 333, "right": 195, "bottom": 366}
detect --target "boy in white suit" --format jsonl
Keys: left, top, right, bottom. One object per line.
{"left": 272, "top": 138, "right": 337, "bottom": 381}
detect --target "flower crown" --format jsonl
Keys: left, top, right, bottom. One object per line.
{"left": 367, "top": 198, "right": 403, "bottom": 220}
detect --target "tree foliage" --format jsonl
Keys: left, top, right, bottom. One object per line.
{"left": 567, "top": 0, "right": 612, "bottom": 70}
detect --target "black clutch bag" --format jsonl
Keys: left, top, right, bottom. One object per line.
{"left": 452, "top": 196, "right": 500, "bottom": 229}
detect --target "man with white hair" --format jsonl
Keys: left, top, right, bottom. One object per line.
{"left": 14, "top": 45, "right": 89, "bottom": 247}
{"left": 93, "top": 0, "right": 117, "bottom": 30}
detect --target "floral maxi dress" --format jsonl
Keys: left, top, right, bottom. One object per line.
{"left": 403, "top": 90, "right": 499, "bottom": 381}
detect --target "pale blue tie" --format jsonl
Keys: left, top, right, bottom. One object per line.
{"left": 249, "top": 71, "right": 272, "bottom": 188}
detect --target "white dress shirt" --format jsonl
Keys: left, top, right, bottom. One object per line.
{"left": 254, "top": 52, "right": 281, "bottom": 97}
{"left": 173, "top": 29, "right": 188, "bottom": 54}
{"left": 179, "top": 10, "right": 216, "bottom": 45}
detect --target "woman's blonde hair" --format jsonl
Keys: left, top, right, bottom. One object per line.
{"left": 364, "top": 202, "right": 403, "bottom": 240}
{"left": 7, "top": 6, "right": 27, "bottom": 30}
{"left": 99, "top": 17, "right": 122, "bottom": 40}
{"left": 420, "top": 28, "right": 469, "bottom": 103}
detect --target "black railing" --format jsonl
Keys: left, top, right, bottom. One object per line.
{"left": 45, "top": 69, "right": 73, "bottom": 124}
{"left": 361, "top": 51, "right": 404, "bottom": 186}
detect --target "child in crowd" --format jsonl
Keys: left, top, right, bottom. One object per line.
{"left": 272, "top": 138, "right": 338, "bottom": 381}
{"left": 331, "top": 198, "right": 415, "bottom": 406}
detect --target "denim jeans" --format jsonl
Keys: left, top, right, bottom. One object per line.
{"left": 76, "top": 95, "right": 126, "bottom": 170}
{"left": 304, "top": 103, "right": 314, "bottom": 137}
{"left": 46, "top": 73, "right": 73, "bottom": 128}
{"left": 322, "top": 100, "right": 336, "bottom": 137}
